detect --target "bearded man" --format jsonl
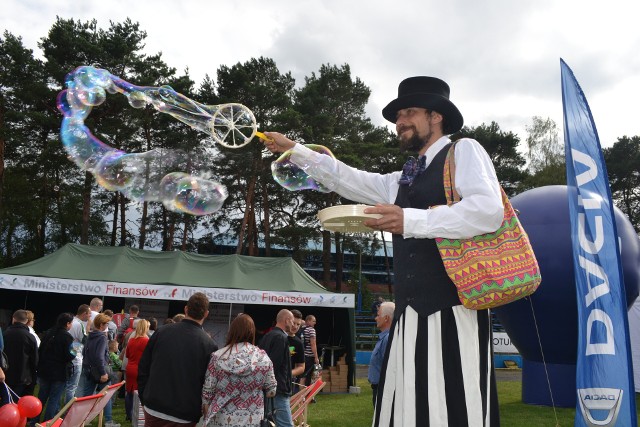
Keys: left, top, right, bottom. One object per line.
{"left": 264, "top": 76, "right": 503, "bottom": 426}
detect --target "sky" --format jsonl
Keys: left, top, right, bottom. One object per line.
{"left": 2, "top": 0, "right": 640, "bottom": 149}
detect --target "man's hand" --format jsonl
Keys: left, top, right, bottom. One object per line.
{"left": 262, "top": 132, "right": 297, "bottom": 154}
{"left": 363, "top": 204, "right": 404, "bottom": 235}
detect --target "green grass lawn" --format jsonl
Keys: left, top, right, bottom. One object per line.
{"left": 104, "top": 378, "right": 640, "bottom": 426}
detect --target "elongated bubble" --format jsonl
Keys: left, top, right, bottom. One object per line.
{"left": 57, "top": 65, "right": 259, "bottom": 215}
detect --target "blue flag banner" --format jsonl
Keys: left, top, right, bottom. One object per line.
{"left": 561, "top": 58, "right": 637, "bottom": 426}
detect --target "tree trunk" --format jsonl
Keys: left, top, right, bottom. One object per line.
{"left": 0, "top": 118, "right": 5, "bottom": 214}
{"left": 81, "top": 171, "right": 92, "bottom": 245}
{"left": 110, "top": 193, "right": 119, "bottom": 246}
{"left": 161, "top": 207, "right": 168, "bottom": 250}
{"left": 181, "top": 215, "right": 189, "bottom": 251}
{"left": 252, "top": 213, "right": 259, "bottom": 256}
{"left": 261, "top": 179, "right": 271, "bottom": 256}
{"left": 138, "top": 201, "right": 148, "bottom": 249}
{"left": 0, "top": 102, "right": 5, "bottom": 214}
{"left": 247, "top": 207, "right": 257, "bottom": 256}
{"left": 55, "top": 173, "right": 67, "bottom": 244}
{"left": 139, "top": 127, "right": 152, "bottom": 249}
{"left": 38, "top": 172, "right": 47, "bottom": 257}
{"left": 165, "top": 217, "right": 175, "bottom": 251}
{"left": 236, "top": 174, "right": 257, "bottom": 255}
{"left": 119, "top": 194, "right": 126, "bottom": 246}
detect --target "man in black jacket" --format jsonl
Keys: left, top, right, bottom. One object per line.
{"left": 37, "top": 313, "right": 75, "bottom": 421}
{"left": 138, "top": 293, "right": 217, "bottom": 427}
{"left": 259, "top": 309, "right": 295, "bottom": 427}
{"left": 4, "top": 310, "right": 38, "bottom": 397}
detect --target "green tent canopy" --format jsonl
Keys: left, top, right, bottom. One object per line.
{"left": 0, "top": 243, "right": 330, "bottom": 293}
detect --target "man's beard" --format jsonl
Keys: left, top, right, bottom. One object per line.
{"left": 398, "top": 128, "right": 431, "bottom": 153}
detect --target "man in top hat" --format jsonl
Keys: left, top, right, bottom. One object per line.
{"left": 263, "top": 76, "right": 503, "bottom": 426}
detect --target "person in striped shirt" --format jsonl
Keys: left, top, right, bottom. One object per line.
{"left": 302, "top": 315, "right": 319, "bottom": 387}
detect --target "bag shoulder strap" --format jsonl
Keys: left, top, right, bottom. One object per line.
{"left": 443, "top": 141, "right": 461, "bottom": 205}
{"left": 443, "top": 140, "right": 511, "bottom": 211}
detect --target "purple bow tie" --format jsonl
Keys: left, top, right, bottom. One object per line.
{"left": 398, "top": 155, "right": 427, "bottom": 186}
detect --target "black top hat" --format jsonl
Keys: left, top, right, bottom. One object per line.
{"left": 382, "top": 76, "right": 463, "bottom": 135}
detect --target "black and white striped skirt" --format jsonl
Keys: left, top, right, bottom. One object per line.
{"left": 373, "top": 305, "right": 499, "bottom": 427}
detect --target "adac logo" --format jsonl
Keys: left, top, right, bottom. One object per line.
{"left": 577, "top": 388, "right": 623, "bottom": 426}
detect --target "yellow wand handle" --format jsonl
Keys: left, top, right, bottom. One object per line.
{"left": 254, "top": 131, "right": 274, "bottom": 142}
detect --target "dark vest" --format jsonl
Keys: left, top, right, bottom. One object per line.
{"left": 392, "top": 143, "right": 461, "bottom": 318}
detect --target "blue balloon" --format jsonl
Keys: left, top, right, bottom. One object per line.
{"left": 494, "top": 185, "right": 640, "bottom": 406}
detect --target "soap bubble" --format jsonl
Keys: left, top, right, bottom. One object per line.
{"left": 94, "top": 151, "right": 144, "bottom": 191}
{"left": 127, "top": 91, "right": 147, "bottom": 109}
{"left": 271, "top": 144, "right": 337, "bottom": 192}
{"left": 57, "top": 65, "right": 258, "bottom": 215}
{"left": 160, "top": 172, "right": 228, "bottom": 216}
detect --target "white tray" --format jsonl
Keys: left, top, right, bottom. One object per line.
{"left": 317, "top": 204, "right": 382, "bottom": 233}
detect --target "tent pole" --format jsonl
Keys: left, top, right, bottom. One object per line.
{"left": 228, "top": 303, "right": 233, "bottom": 329}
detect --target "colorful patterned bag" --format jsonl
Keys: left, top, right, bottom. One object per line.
{"left": 435, "top": 142, "right": 541, "bottom": 310}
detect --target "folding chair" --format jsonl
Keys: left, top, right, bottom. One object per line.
{"left": 35, "top": 392, "right": 106, "bottom": 427}
{"left": 88, "top": 381, "right": 126, "bottom": 427}
{"left": 35, "top": 381, "right": 125, "bottom": 427}
{"left": 290, "top": 379, "right": 325, "bottom": 427}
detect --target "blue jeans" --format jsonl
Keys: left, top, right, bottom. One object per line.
{"left": 80, "top": 368, "right": 113, "bottom": 422}
{"left": 37, "top": 378, "right": 67, "bottom": 421}
{"left": 273, "top": 393, "right": 294, "bottom": 427}
{"left": 65, "top": 361, "right": 82, "bottom": 403}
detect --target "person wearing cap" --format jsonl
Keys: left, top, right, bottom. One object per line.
{"left": 263, "top": 76, "right": 503, "bottom": 426}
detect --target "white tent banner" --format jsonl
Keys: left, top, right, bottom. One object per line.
{"left": 0, "top": 274, "right": 355, "bottom": 308}
{"left": 492, "top": 332, "right": 519, "bottom": 354}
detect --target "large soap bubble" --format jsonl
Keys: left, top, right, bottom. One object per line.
{"left": 271, "top": 144, "right": 337, "bottom": 192}
{"left": 159, "top": 172, "right": 229, "bottom": 216}
{"left": 58, "top": 65, "right": 261, "bottom": 215}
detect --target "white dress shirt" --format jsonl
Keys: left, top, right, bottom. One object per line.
{"left": 289, "top": 136, "right": 503, "bottom": 239}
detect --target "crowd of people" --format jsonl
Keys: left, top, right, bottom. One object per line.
{"left": 0, "top": 294, "right": 322, "bottom": 427}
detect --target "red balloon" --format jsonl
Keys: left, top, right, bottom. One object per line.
{"left": 0, "top": 403, "right": 20, "bottom": 427}
{"left": 17, "top": 396, "right": 42, "bottom": 419}
{"left": 15, "top": 418, "right": 26, "bottom": 427}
